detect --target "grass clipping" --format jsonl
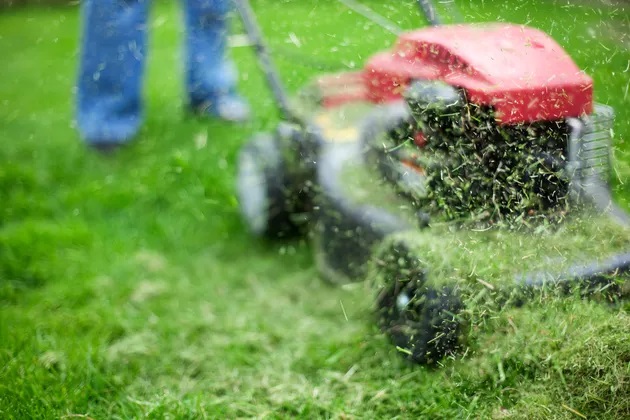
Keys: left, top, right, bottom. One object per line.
{"left": 450, "top": 300, "right": 630, "bottom": 418}
{"left": 370, "top": 212, "right": 630, "bottom": 417}
{"left": 377, "top": 91, "right": 572, "bottom": 226}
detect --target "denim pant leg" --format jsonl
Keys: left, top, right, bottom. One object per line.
{"left": 76, "top": 0, "right": 150, "bottom": 144}
{"left": 183, "top": 0, "right": 237, "bottom": 107}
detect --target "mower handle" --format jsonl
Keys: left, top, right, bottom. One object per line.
{"left": 416, "top": 0, "right": 442, "bottom": 26}
{"left": 232, "top": 0, "right": 299, "bottom": 123}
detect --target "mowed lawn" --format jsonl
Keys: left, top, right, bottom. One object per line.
{"left": 1, "top": 0, "right": 629, "bottom": 418}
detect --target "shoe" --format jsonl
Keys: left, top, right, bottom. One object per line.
{"left": 88, "top": 141, "right": 127, "bottom": 154}
{"left": 78, "top": 114, "right": 139, "bottom": 154}
{"left": 189, "top": 94, "right": 251, "bottom": 123}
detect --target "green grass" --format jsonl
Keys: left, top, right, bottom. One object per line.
{"left": 1, "top": 0, "right": 629, "bottom": 417}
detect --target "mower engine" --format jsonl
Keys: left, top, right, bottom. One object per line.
{"left": 360, "top": 23, "right": 615, "bottom": 223}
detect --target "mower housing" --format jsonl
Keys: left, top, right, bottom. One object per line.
{"left": 310, "top": 23, "right": 593, "bottom": 126}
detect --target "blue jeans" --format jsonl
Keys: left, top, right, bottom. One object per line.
{"left": 76, "top": 0, "right": 237, "bottom": 144}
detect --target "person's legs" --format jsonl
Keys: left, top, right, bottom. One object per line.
{"left": 183, "top": 0, "right": 250, "bottom": 122}
{"left": 76, "top": 0, "right": 150, "bottom": 147}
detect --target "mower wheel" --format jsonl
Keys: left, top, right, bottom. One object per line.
{"left": 236, "top": 133, "right": 303, "bottom": 239}
{"left": 373, "top": 239, "right": 463, "bottom": 365}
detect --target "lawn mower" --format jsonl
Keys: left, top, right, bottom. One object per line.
{"left": 234, "top": 0, "right": 630, "bottom": 365}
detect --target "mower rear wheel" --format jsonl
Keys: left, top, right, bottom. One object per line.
{"left": 236, "top": 133, "right": 302, "bottom": 239}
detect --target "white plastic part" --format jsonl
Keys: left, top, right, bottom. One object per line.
{"left": 237, "top": 147, "right": 270, "bottom": 235}
{"left": 396, "top": 292, "right": 411, "bottom": 311}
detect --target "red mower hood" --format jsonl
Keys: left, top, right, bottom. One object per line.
{"left": 364, "top": 23, "right": 593, "bottom": 124}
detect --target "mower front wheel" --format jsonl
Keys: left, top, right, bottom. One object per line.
{"left": 373, "top": 239, "right": 463, "bottom": 365}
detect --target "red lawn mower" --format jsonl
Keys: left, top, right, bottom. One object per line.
{"left": 234, "top": 0, "right": 630, "bottom": 364}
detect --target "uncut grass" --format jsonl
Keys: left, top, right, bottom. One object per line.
{"left": 1, "top": 0, "right": 629, "bottom": 418}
